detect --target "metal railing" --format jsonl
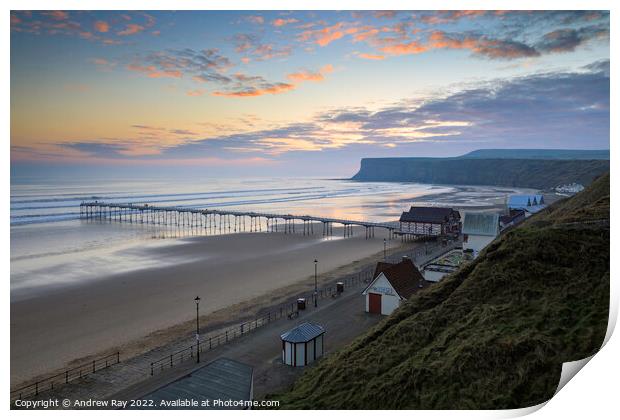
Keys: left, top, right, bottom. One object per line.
{"left": 10, "top": 352, "right": 120, "bottom": 401}
{"left": 148, "top": 241, "right": 461, "bottom": 375}
{"left": 150, "top": 271, "right": 374, "bottom": 375}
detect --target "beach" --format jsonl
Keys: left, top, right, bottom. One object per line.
{"left": 10, "top": 177, "right": 541, "bottom": 387}
{"left": 10, "top": 226, "right": 403, "bottom": 386}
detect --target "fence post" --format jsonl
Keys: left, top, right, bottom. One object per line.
{"left": 35, "top": 382, "right": 38, "bottom": 396}
{"left": 226, "top": 331, "right": 228, "bottom": 342}
{"left": 65, "top": 371, "right": 69, "bottom": 384}
{"left": 170, "top": 354, "right": 173, "bottom": 367}
{"left": 93, "top": 360, "right": 96, "bottom": 373}
{"left": 209, "top": 337, "right": 212, "bottom": 349}
{"left": 150, "top": 363, "right": 154, "bottom": 376}
{"left": 117, "top": 352, "right": 120, "bottom": 364}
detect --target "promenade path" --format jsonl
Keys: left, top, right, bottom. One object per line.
{"left": 19, "top": 241, "right": 456, "bottom": 407}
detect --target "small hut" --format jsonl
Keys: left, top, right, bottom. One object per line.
{"left": 281, "top": 322, "right": 325, "bottom": 367}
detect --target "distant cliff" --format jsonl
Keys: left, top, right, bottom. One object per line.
{"left": 459, "top": 149, "right": 610, "bottom": 160}
{"left": 351, "top": 155, "right": 610, "bottom": 189}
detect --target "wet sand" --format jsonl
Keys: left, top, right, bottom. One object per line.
{"left": 10, "top": 226, "right": 403, "bottom": 386}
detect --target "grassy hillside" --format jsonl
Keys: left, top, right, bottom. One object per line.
{"left": 351, "top": 157, "right": 609, "bottom": 189}
{"left": 276, "top": 174, "right": 609, "bottom": 409}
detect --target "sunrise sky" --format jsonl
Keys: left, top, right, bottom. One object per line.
{"left": 10, "top": 10, "right": 610, "bottom": 176}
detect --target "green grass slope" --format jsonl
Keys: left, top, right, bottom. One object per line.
{"left": 276, "top": 174, "right": 610, "bottom": 409}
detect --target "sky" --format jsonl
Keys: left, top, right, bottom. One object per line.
{"left": 10, "top": 10, "right": 610, "bottom": 177}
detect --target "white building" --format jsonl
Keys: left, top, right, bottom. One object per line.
{"left": 462, "top": 212, "right": 500, "bottom": 258}
{"left": 507, "top": 195, "right": 546, "bottom": 216}
{"left": 281, "top": 323, "right": 325, "bottom": 367}
{"left": 362, "top": 257, "right": 427, "bottom": 315}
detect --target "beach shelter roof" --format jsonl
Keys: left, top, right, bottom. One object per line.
{"left": 462, "top": 212, "right": 500, "bottom": 237}
{"left": 137, "top": 358, "right": 253, "bottom": 409}
{"left": 281, "top": 322, "right": 325, "bottom": 343}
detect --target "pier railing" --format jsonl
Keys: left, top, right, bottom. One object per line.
{"left": 149, "top": 270, "right": 374, "bottom": 375}
{"left": 10, "top": 352, "right": 120, "bottom": 401}
{"left": 79, "top": 201, "right": 398, "bottom": 239}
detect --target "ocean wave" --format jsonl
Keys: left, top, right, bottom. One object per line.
{"left": 10, "top": 186, "right": 325, "bottom": 205}
{"left": 9, "top": 186, "right": 387, "bottom": 226}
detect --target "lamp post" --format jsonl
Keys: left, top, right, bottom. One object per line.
{"left": 314, "top": 259, "right": 318, "bottom": 308}
{"left": 195, "top": 296, "right": 201, "bottom": 363}
{"left": 383, "top": 238, "right": 387, "bottom": 261}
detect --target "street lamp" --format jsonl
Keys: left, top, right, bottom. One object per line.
{"left": 314, "top": 259, "right": 318, "bottom": 308}
{"left": 383, "top": 238, "right": 387, "bottom": 261}
{"left": 195, "top": 296, "right": 201, "bottom": 363}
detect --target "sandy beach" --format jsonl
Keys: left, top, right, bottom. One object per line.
{"left": 10, "top": 226, "right": 404, "bottom": 386}
{"left": 10, "top": 182, "right": 546, "bottom": 387}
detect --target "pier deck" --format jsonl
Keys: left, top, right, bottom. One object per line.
{"left": 80, "top": 201, "right": 398, "bottom": 239}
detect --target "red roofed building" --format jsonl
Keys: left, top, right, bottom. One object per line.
{"left": 362, "top": 257, "right": 429, "bottom": 315}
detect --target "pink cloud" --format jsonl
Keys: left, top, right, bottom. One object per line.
{"left": 287, "top": 64, "right": 334, "bottom": 82}
{"left": 46, "top": 11, "right": 69, "bottom": 21}
{"left": 272, "top": 18, "right": 299, "bottom": 27}
{"left": 127, "top": 64, "right": 182, "bottom": 79}
{"left": 213, "top": 82, "right": 296, "bottom": 98}
{"left": 299, "top": 22, "right": 359, "bottom": 47}
{"left": 117, "top": 23, "right": 145, "bottom": 36}
{"left": 94, "top": 20, "right": 109, "bottom": 33}
{"left": 357, "top": 53, "right": 386, "bottom": 60}
{"left": 374, "top": 11, "right": 398, "bottom": 19}
{"left": 380, "top": 40, "right": 428, "bottom": 56}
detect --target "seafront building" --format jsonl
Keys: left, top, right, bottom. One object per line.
{"left": 362, "top": 257, "right": 427, "bottom": 315}
{"left": 397, "top": 206, "right": 461, "bottom": 238}
{"left": 462, "top": 212, "right": 500, "bottom": 258}
{"left": 507, "top": 195, "right": 546, "bottom": 216}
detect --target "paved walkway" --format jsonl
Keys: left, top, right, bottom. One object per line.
{"left": 17, "top": 240, "right": 457, "bottom": 406}
{"left": 111, "top": 282, "right": 379, "bottom": 401}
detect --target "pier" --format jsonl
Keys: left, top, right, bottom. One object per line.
{"left": 79, "top": 201, "right": 398, "bottom": 239}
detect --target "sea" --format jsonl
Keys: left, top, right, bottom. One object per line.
{"left": 10, "top": 175, "right": 530, "bottom": 300}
